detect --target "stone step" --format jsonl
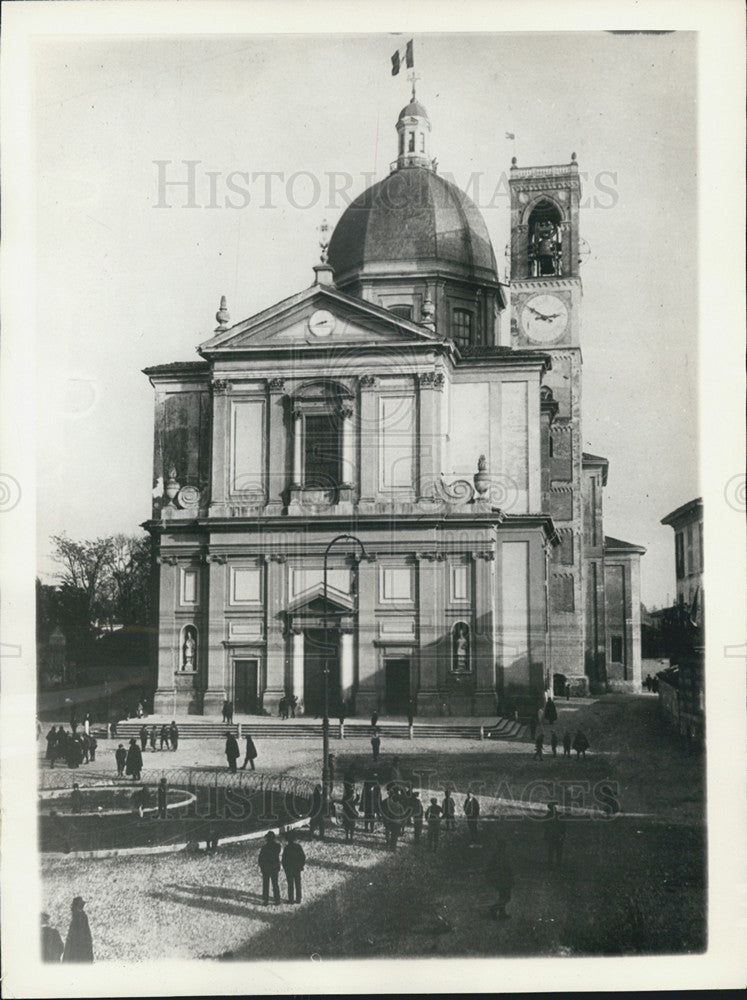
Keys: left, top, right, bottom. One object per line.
{"left": 107, "top": 719, "right": 528, "bottom": 741}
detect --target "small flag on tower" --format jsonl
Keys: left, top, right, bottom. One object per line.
{"left": 391, "top": 39, "right": 414, "bottom": 76}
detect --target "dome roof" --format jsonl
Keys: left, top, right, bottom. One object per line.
{"left": 398, "top": 100, "right": 429, "bottom": 121}
{"left": 328, "top": 167, "right": 498, "bottom": 282}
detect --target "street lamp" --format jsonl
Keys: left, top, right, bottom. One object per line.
{"left": 322, "top": 533, "right": 367, "bottom": 825}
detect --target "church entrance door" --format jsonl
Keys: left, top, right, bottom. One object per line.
{"left": 385, "top": 658, "right": 411, "bottom": 715}
{"left": 234, "top": 659, "right": 259, "bottom": 714}
{"left": 303, "top": 628, "right": 341, "bottom": 717}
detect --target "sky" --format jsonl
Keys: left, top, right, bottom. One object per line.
{"left": 32, "top": 31, "right": 699, "bottom": 607}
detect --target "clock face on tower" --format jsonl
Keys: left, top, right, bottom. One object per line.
{"left": 307, "top": 309, "right": 336, "bottom": 337}
{"left": 520, "top": 293, "right": 569, "bottom": 344}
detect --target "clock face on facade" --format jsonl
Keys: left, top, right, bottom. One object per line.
{"left": 307, "top": 309, "right": 336, "bottom": 337}
{"left": 520, "top": 293, "right": 569, "bottom": 343}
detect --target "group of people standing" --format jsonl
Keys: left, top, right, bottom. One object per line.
{"left": 45, "top": 726, "right": 97, "bottom": 769}
{"left": 225, "top": 731, "right": 258, "bottom": 772}
{"left": 278, "top": 694, "right": 299, "bottom": 719}
{"left": 41, "top": 898, "right": 93, "bottom": 963}
{"left": 138, "top": 722, "right": 179, "bottom": 753}
{"left": 533, "top": 728, "right": 590, "bottom": 760}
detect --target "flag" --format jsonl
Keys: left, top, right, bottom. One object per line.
{"left": 391, "top": 39, "right": 414, "bottom": 76}
{"left": 505, "top": 132, "right": 515, "bottom": 140}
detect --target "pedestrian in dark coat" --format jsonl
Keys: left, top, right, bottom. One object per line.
{"left": 45, "top": 727, "right": 57, "bottom": 761}
{"left": 490, "top": 842, "right": 514, "bottom": 920}
{"left": 125, "top": 739, "right": 143, "bottom": 780}
{"left": 380, "top": 789, "right": 403, "bottom": 850}
{"left": 115, "top": 744, "right": 127, "bottom": 776}
{"left": 464, "top": 791, "right": 480, "bottom": 844}
{"left": 290, "top": 694, "right": 298, "bottom": 718}
{"left": 240, "top": 733, "right": 257, "bottom": 770}
{"left": 258, "top": 831, "right": 281, "bottom": 904}
{"left": 226, "top": 700, "right": 234, "bottom": 725}
{"left": 370, "top": 710, "right": 378, "bottom": 728}
{"left": 371, "top": 729, "right": 381, "bottom": 761}
{"left": 279, "top": 696, "right": 287, "bottom": 720}
{"left": 222, "top": 700, "right": 230, "bottom": 723}
{"left": 89, "top": 735, "right": 97, "bottom": 762}
{"left": 425, "top": 798, "right": 442, "bottom": 851}
{"left": 70, "top": 709, "right": 78, "bottom": 734}
{"left": 308, "top": 784, "right": 325, "bottom": 838}
{"left": 80, "top": 733, "right": 90, "bottom": 764}
{"left": 157, "top": 777, "right": 168, "bottom": 819}
{"left": 573, "top": 730, "right": 589, "bottom": 758}
{"left": 170, "top": 721, "right": 179, "bottom": 750}
{"left": 361, "top": 776, "right": 381, "bottom": 832}
{"left": 550, "top": 731, "right": 558, "bottom": 757}
{"left": 282, "top": 831, "right": 306, "bottom": 903}
{"left": 62, "top": 897, "right": 93, "bottom": 962}
{"left": 565, "top": 681, "right": 571, "bottom": 701}
{"left": 149, "top": 726, "right": 157, "bottom": 752}
{"left": 544, "top": 698, "right": 558, "bottom": 724}
{"left": 411, "top": 791, "right": 424, "bottom": 842}
{"left": 544, "top": 801, "right": 566, "bottom": 866}
{"left": 159, "top": 725, "right": 170, "bottom": 750}
{"left": 225, "top": 732, "right": 240, "bottom": 772}
{"left": 534, "top": 731, "right": 544, "bottom": 760}
{"left": 442, "top": 790, "right": 456, "bottom": 830}
{"left": 41, "top": 912, "right": 64, "bottom": 962}
{"left": 562, "top": 730, "right": 572, "bottom": 757}
{"left": 342, "top": 788, "right": 359, "bottom": 843}
{"left": 139, "top": 725, "right": 148, "bottom": 752}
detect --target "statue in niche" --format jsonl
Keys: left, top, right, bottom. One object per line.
{"left": 183, "top": 629, "right": 196, "bottom": 671}
{"left": 453, "top": 622, "right": 470, "bottom": 672}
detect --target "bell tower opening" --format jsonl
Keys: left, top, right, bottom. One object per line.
{"left": 528, "top": 200, "right": 563, "bottom": 277}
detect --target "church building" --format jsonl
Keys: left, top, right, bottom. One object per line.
{"left": 144, "top": 82, "right": 644, "bottom": 717}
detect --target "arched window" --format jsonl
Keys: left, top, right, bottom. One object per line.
{"left": 408, "top": 132, "right": 415, "bottom": 153}
{"left": 452, "top": 308, "right": 473, "bottom": 346}
{"left": 528, "top": 200, "right": 563, "bottom": 277}
{"left": 419, "top": 133, "right": 426, "bottom": 153}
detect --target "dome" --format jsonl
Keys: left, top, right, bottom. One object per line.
{"left": 328, "top": 166, "right": 498, "bottom": 284}
{"left": 398, "top": 100, "right": 429, "bottom": 121}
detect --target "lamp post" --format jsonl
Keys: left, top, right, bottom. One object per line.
{"left": 322, "top": 533, "right": 367, "bottom": 824}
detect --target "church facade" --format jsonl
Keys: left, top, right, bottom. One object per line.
{"left": 144, "top": 89, "right": 644, "bottom": 717}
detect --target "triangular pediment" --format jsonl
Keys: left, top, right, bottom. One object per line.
{"left": 199, "top": 284, "right": 439, "bottom": 356}
{"left": 287, "top": 581, "right": 353, "bottom": 614}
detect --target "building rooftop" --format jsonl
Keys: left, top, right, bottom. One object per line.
{"left": 605, "top": 535, "right": 647, "bottom": 555}
{"left": 661, "top": 497, "right": 703, "bottom": 527}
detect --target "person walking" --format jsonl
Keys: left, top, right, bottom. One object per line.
{"left": 62, "top": 897, "right": 93, "bottom": 962}
{"left": 544, "top": 801, "right": 566, "bottom": 866}
{"left": 240, "top": 733, "right": 257, "bottom": 770}
{"left": 125, "top": 739, "right": 142, "bottom": 781}
{"left": 149, "top": 726, "right": 157, "bottom": 753}
{"left": 169, "top": 721, "right": 179, "bottom": 751}
{"left": 226, "top": 700, "right": 234, "bottom": 725}
{"left": 157, "top": 777, "right": 168, "bottom": 820}
{"left": 442, "top": 790, "right": 456, "bottom": 831}
{"left": 370, "top": 709, "right": 378, "bottom": 729}
{"left": 411, "top": 790, "right": 424, "bottom": 843}
{"left": 45, "top": 726, "right": 57, "bottom": 762}
{"left": 425, "top": 798, "right": 442, "bottom": 851}
{"left": 279, "top": 696, "right": 287, "bottom": 720}
{"left": 464, "top": 791, "right": 480, "bottom": 845}
{"left": 534, "top": 731, "right": 544, "bottom": 760}
{"left": 341, "top": 786, "right": 359, "bottom": 843}
{"left": 361, "top": 775, "right": 381, "bottom": 833}
{"left": 544, "top": 698, "right": 557, "bottom": 725}
{"left": 550, "top": 730, "right": 558, "bottom": 757}
{"left": 41, "top": 912, "right": 64, "bottom": 962}
{"left": 222, "top": 700, "right": 230, "bottom": 723}
{"left": 258, "top": 831, "right": 281, "bottom": 905}
{"left": 282, "top": 831, "right": 306, "bottom": 904}
{"left": 573, "top": 730, "right": 589, "bottom": 759}
{"left": 115, "top": 743, "right": 127, "bottom": 777}
{"left": 562, "top": 730, "right": 572, "bottom": 757}
{"left": 225, "top": 731, "right": 240, "bottom": 773}
{"left": 371, "top": 728, "right": 381, "bottom": 762}
{"left": 308, "top": 784, "right": 325, "bottom": 839}
{"left": 159, "top": 724, "right": 170, "bottom": 751}
{"left": 139, "top": 724, "right": 148, "bottom": 752}
{"left": 489, "top": 841, "right": 514, "bottom": 920}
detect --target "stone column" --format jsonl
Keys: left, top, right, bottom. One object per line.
{"left": 291, "top": 408, "right": 303, "bottom": 488}
{"left": 418, "top": 372, "right": 444, "bottom": 501}
{"left": 266, "top": 378, "right": 286, "bottom": 513}
{"left": 358, "top": 375, "right": 377, "bottom": 506}
{"left": 210, "top": 380, "right": 230, "bottom": 513}
{"left": 474, "top": 551, "right": 497, "bottom": 714}
{"left": 340, "top": 403, "right": 355, "bottom": 489}
{"left": 292, "top": 627, "right": 305, "bottom": 703}
{"left": 153, "top": 556, "right": 178, "bottom": 715}
{"left": 264, "top": 555, "right": 286, "bottom": 716}
{"left": 203, "top": 554, "right": 228, "bottom": 716}
{"left": 416, "top": 554, "right": 441, "bottom": 715}
{"left": 356, "top": 555, "right": 378, "bottom": 714}
{"left": 340, "top": 627, "right": 355, "bottom": 703}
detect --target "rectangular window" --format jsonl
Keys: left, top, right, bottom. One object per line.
{"left": 610, "top": 634, "right": 624, "bottom": 663}
{"left": 379, "top": 395, "right": 415, "bottom": 491}
{"left": 452, "top": 308, "right": 473, "bottom": 346}
{"left": 675, "top": 532, "right": 685, "bottom": 579}
{"left": 685, "top": 524, "right": 694, "bottom": 575}
{"left": 450, "top": 563, "right": 470, "bottom": 603}
{"left": 304, "top": 413, "right": 340, "bottom": 489}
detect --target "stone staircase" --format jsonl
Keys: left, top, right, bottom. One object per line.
{"left": 109, "top": 717, "right": 527, "bottom": 742}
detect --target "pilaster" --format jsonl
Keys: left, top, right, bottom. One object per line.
{"left": 203, "top": 553, "right": 227, "bottom": 715}
{"left": 264, "top": 555, "right": 286, "bottom": 715}
{"left": 266, "top": 378, "right": 286, "bottom": 513}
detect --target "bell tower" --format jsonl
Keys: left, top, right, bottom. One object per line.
{"left": 509, "top": 155, "right": 587, "bottom": 693}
